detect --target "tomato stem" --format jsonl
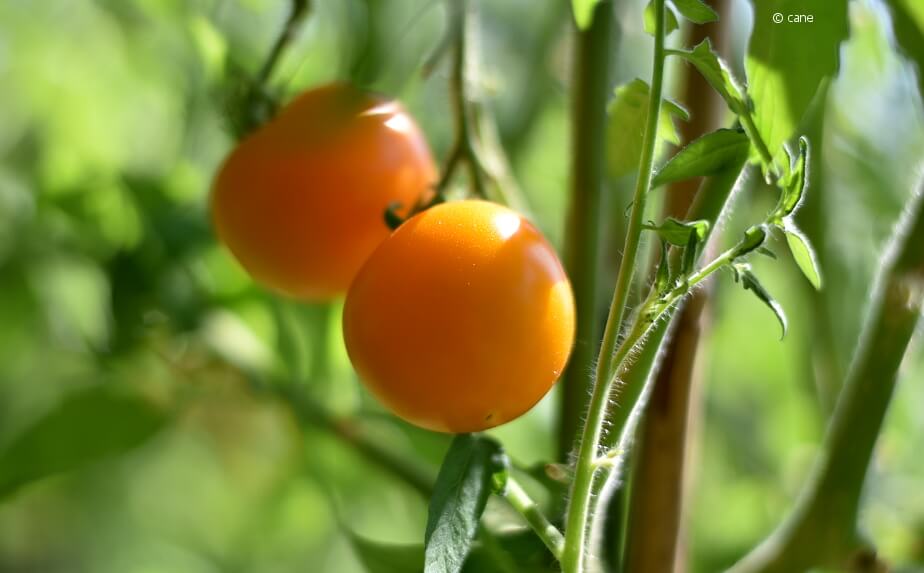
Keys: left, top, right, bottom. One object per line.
{"left": 561, "top": 0, "right": 669, "bottom": 568}
{"left": 500, "top": 477, "right": 565, "bottom": 560}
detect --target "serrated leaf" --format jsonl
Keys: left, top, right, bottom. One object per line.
{"left": 668, "top": 38, "right": 747, "bottom": 115}
{"left": 740, "top": 268, "right": 788, "bottom": 338}
{"left": 425, "top": 435, "right": 502, "bottom": 573}
{"left": 607, "top": 79, "right": 689, "bottom": 177}
{"left": 0, "top": 386, "right": 168, "bottom": 500}
{"left": 573, "top": 0, "right": 602, "bottom": 29}
{"left": 670, "top": 0, "right": 718, "bottom": 24}
{"left": 645, "top": 0, "right": 680, "bottom": 36}
{"left": 643, "top": 217, "right": 709, "bottom": 247}
{"left": 652, "top": 128, "right": 750, "bottom": 187}
{"left": 779, "top": 137, "right": 809, "bottom": 216}
{"left": 745, "top": 0, "right": 848, "bottom": 158}
{"left": 783, "top": 223, "right": 823, "bottom": 289}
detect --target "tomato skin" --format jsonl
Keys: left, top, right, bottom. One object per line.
{"left": 343, "top": 200, "right": 576, "bottom": 433}
{"left": 211, "top": 83, "right": 436, "bottom": 300}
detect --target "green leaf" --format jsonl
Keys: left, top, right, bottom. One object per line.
{"left": 884, "top": 0, "right": 924, "bottom": 99}
{"left": 669, "top": 0, "right": 718, "bottom": 24}
{"left": 779, "top": 137, "right": 809, "bottom": 216}
{"left": 573, "top": 0, "right": 602, "bottom": 29}
{"left": 643, "top": 217, "right": 709, "bottom": 247}
{"left": 0, "top": 385, "right": 168, "bottom": 500}
{"left": 745, "top": 0, "right": 848, "bottom": 157}
{"left": 645, "top": 1, "right": 680, "bottom": 36}
{"left": 782, "top": 222, "right": 823, "bottom": 289}
{"left": 425, "top": 434, "right": 503, "bottom": 573}
{"left": 667, "top": 39, "right": 747, "bottom": 115}
{"left": 350, "top": 534, "right": 424, "bottom": 573}
{"left": 740, "top": 267, "right": 788, "bottom": 339}
{"left": 652, "top": 128, "right": 750, "bottom": 187}
{"left": 607, "top": 79, "right": 689, "bottom": 177}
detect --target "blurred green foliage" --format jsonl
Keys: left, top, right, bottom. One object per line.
{"left": 0, "top": 0, "right": 922, "bottom": 571}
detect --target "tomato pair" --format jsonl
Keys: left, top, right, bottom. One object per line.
{"left": 212, "top": 83, "right": 575, "bottom": 433}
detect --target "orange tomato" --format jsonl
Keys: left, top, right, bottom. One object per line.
{"left": 211, "top": 83, "right": 437, "bottom": 300}
{"left": 343, "top": 200, "right": 576, "bottom": 433}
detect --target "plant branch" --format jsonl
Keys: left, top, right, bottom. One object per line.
{"left": 561, "top": 0, "right": 667, "bottom": 568}
{"left": 234, "top": 0, "right": 312, "bottom": 137}
{"left": 501, "top": 477, "right": 566, "bottom": 560}
{"left": 730, "top": 179, "right": 924, "bottom": 573}
{"left": 557, "top": 0, "right": 615, "bottom": 462}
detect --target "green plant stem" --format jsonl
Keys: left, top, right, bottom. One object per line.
{"left": 236, "top": 0, "right": 312, "bottom": 137}
{"left": 561, "top": 1, "right": 667, "bottom": 568}
{"left": 557, "top": 0, "right": 615, "bottom": 462}
{"left": 501, "top": 477, "right": 565, "bottom": 560}
{"left": 730, "top": 181, "right": 924, "bottom": 573}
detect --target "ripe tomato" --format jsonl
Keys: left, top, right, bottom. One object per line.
{"left": 211, "top": 83, "right": 437, "bottom": 300}
{"left": 343, "top": 200, "right": 576, "bottom": 433}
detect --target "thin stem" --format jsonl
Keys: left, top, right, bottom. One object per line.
{"left": 447, "top": 0, "right": 487, "bottom": 198}
{"left": 235, "top": 0, "right": 312, "bottom": 137}
{"left": 561, "top": 1, "right": 668, "bottom": 567}
{"left": 739, "top": 111, "right": 775, "bottom": 170}
{"left": 501, "top": 477, "right": 565, "bottom": 560}
{"left": 557, "top": 0, "right": 615, "bottom": 462}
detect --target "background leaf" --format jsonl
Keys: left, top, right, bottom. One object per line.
{"left": 424, "top": 435, "right": 502, "bottom": 573}
{"left": 884, "top": 0, "right": 924, "bottom": 101}
{"left": 607, "top": 79, "right": 688, "bottom": 177}
{"left": 0, "top": 385, "right": 168, "bottom": 500}
{"left": 745, "top": 0, "right": 849, "bottom": 156}
{"left": 645, "top": 1, "right": 680, "bottom": 36}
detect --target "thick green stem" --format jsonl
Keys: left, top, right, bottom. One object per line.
{"left": 731, "top": 181, "right": 924, "bottom": 573}
{"left": 561, "top": 1, "right": 667, "bottom": 568}
{"left": 501, "top": 477, "right": 565, "bottom": 560}
{"left": 557, "top": 0, "right": 615, "bottom": 462}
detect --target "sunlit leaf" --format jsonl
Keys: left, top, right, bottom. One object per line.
{"left": 745, "top": 0, "right": 848, "bottom": 158}
{"left": 783, "top": 223, "right": 823, "bottom": 289}
{"left": 779, "top": 137, "right": 809, "bottom": 216}
{"left": 667, "top": 39, "right": 747, "bottom": 115}
{"left": 652, "top": 128, "right": 750, "bottom": 187}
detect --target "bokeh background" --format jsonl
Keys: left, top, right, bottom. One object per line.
{"left": 0, "top": 0, "right": 922, "bottom": 571}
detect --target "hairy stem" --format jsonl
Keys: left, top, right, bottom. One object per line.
{"left": 557, "top": 0, "right": 615, "bottom": 462}
{"left": 501, "top": 477, "right": 566, "bottom": 559}
{"left": 561, "top": 0, "right": 668, "bottom": 568}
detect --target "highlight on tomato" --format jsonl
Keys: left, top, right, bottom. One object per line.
{"left": 211, "top": 82, "right": 437, "bottom": 301}
{"left": 343, "top": 200, "right": 576, "bottom": 433}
